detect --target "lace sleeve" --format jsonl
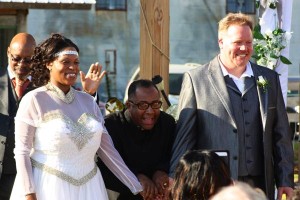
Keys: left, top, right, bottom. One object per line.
{"left": 14, "top": 91, "right": 41, "bottom": 195}
{"left": 14, "top": 118, "right": 37, "bottom": 195}
{"left": 97, "top": 129, "right": 143, "bottom": 195}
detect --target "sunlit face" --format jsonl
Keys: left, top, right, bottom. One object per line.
{"left": 48, "top": 47, "right": 79, "bottom": 92}
{"left": 7, "top": 43, "right": 34, "bottom": 80}
{"left": 126, "top": 86, "right": 161, "bottom": 130}
{"left": 219, "top": 25, "right": 253, "bottom": 71}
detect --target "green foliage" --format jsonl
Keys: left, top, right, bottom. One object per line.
{"left": 252, "top": 24, "right": 292, "bottom": 69}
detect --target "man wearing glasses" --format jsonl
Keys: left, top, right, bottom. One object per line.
{"left": 0, "top": 33, "right": 36, "bottom": 200}
{"left": 98, "top": 79, "right": 176, "bottom": 200}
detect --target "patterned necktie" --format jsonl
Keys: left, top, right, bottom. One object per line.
{"left": 12, "top": 78, "right": 30, "bottom": 99}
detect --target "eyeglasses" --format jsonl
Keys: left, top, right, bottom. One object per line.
{"left": 10, "top": 54, "right": 32, "bottom": 64}
{"left": 128, "top": 100, "right": 162, "bottom": 110}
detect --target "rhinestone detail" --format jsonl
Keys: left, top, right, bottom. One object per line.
{"left": 42, "top": 111, "right": 97, "bottom": 150}
{"left": 31, "top": 159, "right": 97, "bottom": 186}
{"left": 46, "top": 83, "right": 75, "bottom": 104}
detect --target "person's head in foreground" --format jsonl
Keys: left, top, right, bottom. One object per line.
{"left": 210, "top": 181, "right": 267, "bottom": 200}
{"left": 31, "top": 33, "right": 79, "bottom": 93}
{"left": 170, "top": 150, "right": 232, "bottom": 200}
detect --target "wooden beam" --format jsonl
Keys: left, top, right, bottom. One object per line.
{"left": 140, "top": 0, "right": 170, "bottom": 109}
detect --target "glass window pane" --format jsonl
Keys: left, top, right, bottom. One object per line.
{"left": 96, "top": 0, "right": 127, "bottom": 11}
{"left": 226, "top": 0, "right": 256, "bottom": 14}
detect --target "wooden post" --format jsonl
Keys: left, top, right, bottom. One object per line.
{"left": 140, "top": 0, "right": 170, "bottom": 110}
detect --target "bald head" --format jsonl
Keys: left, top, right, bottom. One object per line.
{"left": 8, "top": 33, "right": 36, "bottom": 54}
{"left": 7, "top": 33, "right": 36, "bottom": 80}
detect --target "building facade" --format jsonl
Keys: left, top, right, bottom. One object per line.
{"left": 0, "top": 0, "right": 299, "bottom": 101}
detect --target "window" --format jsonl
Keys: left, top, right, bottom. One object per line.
{"left": 96, "top": 0, "right": 127, "bottom": 11}
{"left": 226, "top": 0, "right": 256, "bottom": 14}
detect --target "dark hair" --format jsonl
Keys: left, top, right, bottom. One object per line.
{"left": 31, "top": 33, "right": 79, "bottom": 87}
{"left": 170, "top": 150, "right": 232, "bottom": 200}
{"left": 127, "top": 79, "right": 159, "bottom": 99}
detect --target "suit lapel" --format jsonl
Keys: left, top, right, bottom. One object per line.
{"left": 207, "top": 57, "right": 236, "bottom": 127}
{"left": 0, "top": 70, "right": 9, "bottom": 115}
{"left": 252, "top": 63, "right": 268, "bottom": 131}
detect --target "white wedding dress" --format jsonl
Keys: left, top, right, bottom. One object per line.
{"left": 10, "top": 84, "right": 142, "bottom": 200}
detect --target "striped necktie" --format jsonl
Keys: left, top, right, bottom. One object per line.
{"left": 11, "top": 78, "right": 30, "bottom": 99}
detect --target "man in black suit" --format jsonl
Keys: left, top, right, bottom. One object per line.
{"left": 0, "top": 33, "right": 36, "bottom": 200}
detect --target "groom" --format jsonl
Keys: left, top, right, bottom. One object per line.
{"left": 170, "top": 13, "right": 294, "bottom": 200}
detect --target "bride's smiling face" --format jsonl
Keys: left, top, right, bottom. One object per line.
{"left": 48, "top": 47, "right": 80, "bottom": 93}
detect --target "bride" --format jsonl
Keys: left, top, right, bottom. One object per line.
{"left": 10, "top": 33, "right": 143, "bottom": 200}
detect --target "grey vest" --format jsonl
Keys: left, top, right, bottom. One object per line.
{"left": 224, "top": 76, "right": 264, "bottom": 176}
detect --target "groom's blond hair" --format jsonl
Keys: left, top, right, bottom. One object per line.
{"left": 218, "top": 13, "right": 254, "bottom": 39}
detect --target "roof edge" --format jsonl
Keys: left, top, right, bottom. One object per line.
{"left": 0, "top": 2, "right": 93, "bottom": 10}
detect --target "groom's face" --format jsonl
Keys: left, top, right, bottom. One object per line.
{"left": 219, "top": 24, "right": 253, "bottom": 70}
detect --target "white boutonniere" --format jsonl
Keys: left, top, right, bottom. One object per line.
{"left": 257, "top": 76, "right": 269, "bottom": 93}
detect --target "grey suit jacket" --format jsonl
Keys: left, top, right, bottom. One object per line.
{"left": 0, "top": 67, "right": 34, "bottom": 178}
{"left": 170, "top": 56, "right": 294, "bottom": 199}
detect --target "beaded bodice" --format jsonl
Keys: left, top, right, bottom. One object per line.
{"left": 31, "top": 110, "right": 102, "bottom": 180}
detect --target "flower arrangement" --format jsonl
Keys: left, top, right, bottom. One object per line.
{"left": 252, "top": 25, "right": 292, "bottom": 70}
{"left": 257, "top": 75, "right": 269, "bottom": 93}
{"left": 253, "top": 0, "right": 292, "bottom": 70}
{"left": 256, "top": 0, "right": 278, "bottom": 9}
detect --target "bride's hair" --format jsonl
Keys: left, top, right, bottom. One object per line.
{"left": 30, "top": 33, "right": 79, "bottom": 87}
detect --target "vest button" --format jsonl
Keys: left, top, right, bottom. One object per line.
{"left": 233, "top": 129, "right": 237, "bottom": 133}
{"left": 233, "top": 156, "right": 238, "bottom": 160}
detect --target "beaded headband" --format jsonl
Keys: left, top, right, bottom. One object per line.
{"left": 54, "top": 50, "right": 79, "bottom": 57}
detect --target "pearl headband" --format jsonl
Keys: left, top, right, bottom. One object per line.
{"left": 54, "top": 50, "right": 79, "bottom": 57}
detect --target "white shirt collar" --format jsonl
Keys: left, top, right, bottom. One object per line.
{"left": 7, "top": 65, "right": 32, "bottom": 81}
{"left": 7, "top": 65, "right": 15, "bottom": 79}
{"left": 218, "top": 57, "right": 254, "bottom": 80}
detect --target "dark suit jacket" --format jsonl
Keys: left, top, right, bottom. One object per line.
{"left": 0, "top": 67, "right": 34, "bottom": 178}
{"left": 170, "top": 56, "right": 294, "bottom": 199}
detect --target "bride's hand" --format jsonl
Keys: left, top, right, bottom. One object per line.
{"left": 25, "top": 193, "right": 37, "bottom": 200}
{"left": 80, "top": 62, "right": 106, "bottom": 95}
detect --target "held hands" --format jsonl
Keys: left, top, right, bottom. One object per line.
{"left": 277, "top": 187, "right": 293, "bottom": 200}
{"left": 137, "top": 173, "right": 158, "bottom": 200}
{"left": 25, "top": 193, "right": 37, "bottom": 200}
{"left": 152, "top": 170, "right": 171, "bottom": 200}
{"left": 80, "top": 62, "right": 106, "bottom": 95}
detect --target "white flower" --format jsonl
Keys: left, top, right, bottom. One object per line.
{"left": 253, "top": 26, "right": 292, "bottom": 70}
{"left": 258, "top": 76, "right": 265, "bottom": 83}
{"left": 285, "top": 31, "right": 292, "bottom": 41}
{"left": 265, "top": 29, "right": 273, "bottom": 37}
{"left": 268, "top": 0, "right": 278, "bottom": 3}
{"left": 257, "top": 76, "right": 269, "bottom": 92}
{"left": 268, "top": 0, "right": 278, "bottom": 8}
{"left": 267, "top": 58, "right": 277, "bottom": 69}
